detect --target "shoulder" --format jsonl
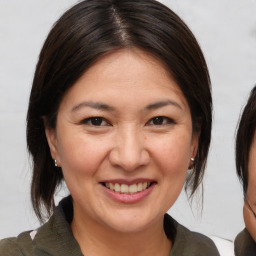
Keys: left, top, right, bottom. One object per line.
{"left": 234, "top": 228, "right": 256, "bottom": 256}
{"left": 0, "top": 237, "right": 22, "bottom": 256}
{"left": 0, "top": 197, "right": 81, "bottom": 256}
{"left": 177, "top": 226, "right": 220, "bottom": 256}
{"left": 0, "top": 230, "right": 34, "bottom": 256}
{"left": 165, "top": 214, "right": 220, "bottom": 256}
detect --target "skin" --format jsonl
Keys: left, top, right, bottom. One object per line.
{"left": 244, "top": 131, "right": 256, "bottom": 242}
{"left": 46, "top": 48, "right": 199, "bottom": 256}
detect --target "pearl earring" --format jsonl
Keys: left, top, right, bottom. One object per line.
{"left": 54, "top": 159, "right": 58, "bottom": 167}
{"left": 188, "top": 157, "right": 195, "bottom": 170}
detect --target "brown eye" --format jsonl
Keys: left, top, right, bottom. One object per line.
{"left": 148, "top": 116, "right": 174, "bottom": 126}
{"left": 152, "top": 116, "right": 164, "bottom": 125}
{"left": 90, "top": 117, "right": 103, "bottom": 126}
{"left": 82, "top": 117, "right": 109, "bottom": 126}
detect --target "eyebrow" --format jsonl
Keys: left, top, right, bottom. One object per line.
{"left": 71, "top": 99, "right": 183, "bottom": 113}
{"left": 146, "top": 100, "right": 183, "bottom": 110}
{"left": 71, "top": 101, "right": 115, "bottom": 112}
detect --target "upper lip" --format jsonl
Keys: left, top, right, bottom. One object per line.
{"left": 100, "top": 178, "right": 156, "bottom": 185}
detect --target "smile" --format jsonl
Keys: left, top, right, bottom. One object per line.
{"left": 101, "top": 180, "right": 156, "bottom": 203}
{"left": 103, "top": 182, "right": 153, "bottom": 194}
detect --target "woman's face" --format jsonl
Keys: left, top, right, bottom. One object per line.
{"left": 244, "top": 131, "right": 256, "bottom": 241}
{"left": 46, "top": 49, "right": 199, "bottom": 233}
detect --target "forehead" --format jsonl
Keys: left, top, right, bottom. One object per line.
{"left": 60, "top": 48, "right": 189, "bottom": 111}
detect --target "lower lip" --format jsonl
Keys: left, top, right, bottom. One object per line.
{"left": 102, "top": 184, "right": 156, "bottom": 204}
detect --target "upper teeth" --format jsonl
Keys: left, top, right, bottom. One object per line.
{"left": 105, "top": 182, "right": 150, "bottom": 194}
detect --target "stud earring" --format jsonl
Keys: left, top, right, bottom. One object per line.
{"left": 54, "top": 159, "right": 58, "bottom": 167}
{"left": 188, "top": 157, "right": 195, "bottom": 169}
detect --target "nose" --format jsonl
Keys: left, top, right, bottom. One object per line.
{"left": 109, "top": 127, "right": 150, "bottom": 171}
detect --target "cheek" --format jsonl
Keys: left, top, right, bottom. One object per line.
{"left": 247, "top": 147, "right": 256, "bottom": 199}
{"left": 155, "top": 137, "right": 189, "bottom": 210}
{"left": 152, "top": 135, "right": 192, "bottom": 172}
{"left": 57, "top": 135, "right": 109, "bottom": 178}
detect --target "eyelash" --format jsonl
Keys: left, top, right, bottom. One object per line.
{"left": 80, "top": 117, "right": 109, "bottom": 126}
{"left": 147, "top": 116, "right": 175, "bottom": 126}
{"left": 80, "top": 116, "right": 175, "bottom": 127}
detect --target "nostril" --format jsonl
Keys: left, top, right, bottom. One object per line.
{"left": 109, "top": 146, "right": 150, "bottom": 171}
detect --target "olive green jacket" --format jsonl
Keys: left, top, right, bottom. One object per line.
{"left": 0, "top": 196, "right": 219, "bottom": 256}
{"left": 234, "top": 228, "right": 256, "bottom": 256}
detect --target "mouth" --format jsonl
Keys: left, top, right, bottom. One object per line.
{"left": 101, "top": 181, "right": 156, "bottom": 194}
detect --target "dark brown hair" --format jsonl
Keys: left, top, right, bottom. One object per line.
{"left": 27, "top": 0, "right": 212, "bottom": 220}
{"left": 236, "top": 86, "right": 256, "bottom": 195}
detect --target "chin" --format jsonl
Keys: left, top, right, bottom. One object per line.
{"left": 105, "top": 220, "right": 151, "bottom": 234}
{"left": 100, "top": 209, "right": 162, "bottom": 234}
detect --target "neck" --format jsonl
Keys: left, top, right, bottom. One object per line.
{"left": 71, "top": 212, "right": 172, "bottom": 256}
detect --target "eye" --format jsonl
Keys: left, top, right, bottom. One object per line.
{"left": 148, "top": 116, "right": 174, "bottom": 126}
{"left": 81, "top": 117, "right": 109, "bottom": 126}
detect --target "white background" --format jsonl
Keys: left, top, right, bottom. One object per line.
{"left": 1, "top": 0, "right": 256, "bottom": 241}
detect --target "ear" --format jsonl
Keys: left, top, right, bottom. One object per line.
{"left": 190, "top": 129, "right": 200, "bottom": 159}
{"left": 45, "top": 127, "right": 60, "bottom": 164}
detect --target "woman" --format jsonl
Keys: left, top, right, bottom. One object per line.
{"left": 235, "top": 86, "right": 256, "bottom": 255}
{"left": 0, "top": 0, "right": 219, "bottom": 255}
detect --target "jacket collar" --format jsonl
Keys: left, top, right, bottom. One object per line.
{"left": 31, "top": 196, "right": 219, "bottom": 256}
{"left": 32, "top": 196, "right": 83, "bottom": 256}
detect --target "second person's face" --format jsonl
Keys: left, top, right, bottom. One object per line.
{"left": 244, "top": 131, "right": 256, "bottom": 241}
{"left": 46, "top": 48, "right": 199, "bottom": 234}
